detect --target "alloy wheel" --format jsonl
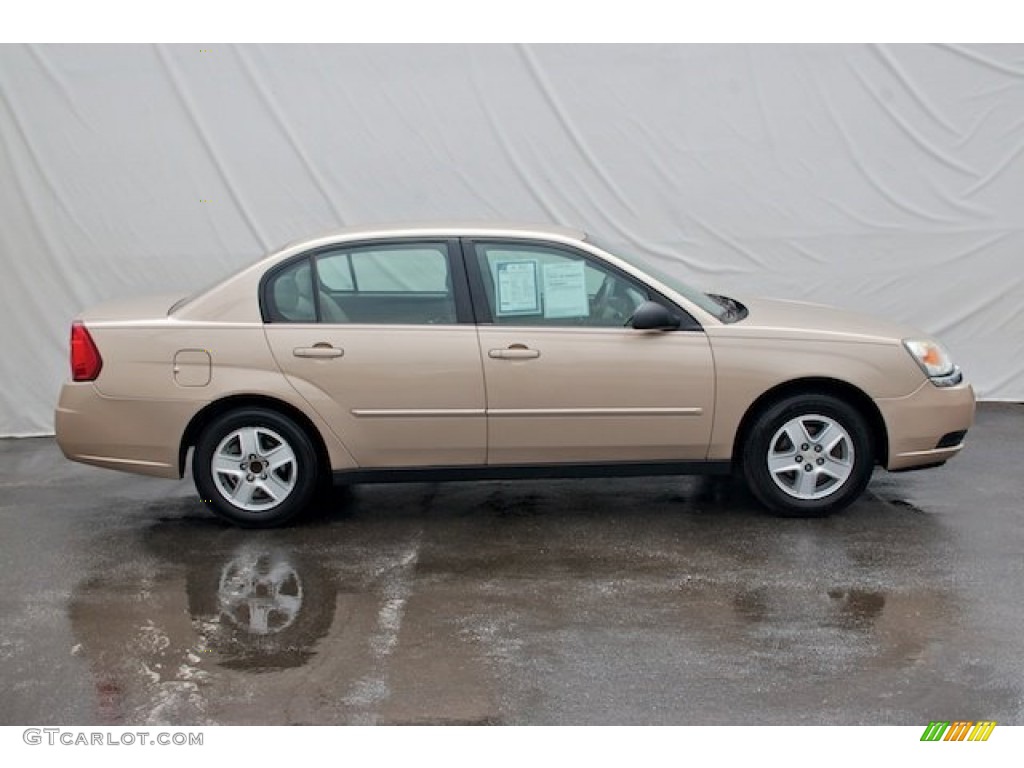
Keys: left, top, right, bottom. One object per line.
{"left": 211, "top": 426, "right": 298, "bottom": 512}
{"left": 766, "top": 414, "right": 855, "bottom": 501}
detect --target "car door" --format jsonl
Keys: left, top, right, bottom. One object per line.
{"left": 465, "top": 239, "right": 715, "bottom": 465}
{"left": 262, "top": 239, "right": 486, "bottom": 468}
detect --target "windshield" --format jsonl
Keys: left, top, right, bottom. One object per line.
{"left": 584, "top": 235, "right": 734, "bottom": 322}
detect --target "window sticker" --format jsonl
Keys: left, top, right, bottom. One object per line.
{"left": 495, "top": 260, "right": 541, "bottom": 316}
{"left": 542, "top": 260, "right": 589, "bottom": 318}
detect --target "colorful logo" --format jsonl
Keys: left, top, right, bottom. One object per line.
{"left": 920, "top": 721, "right": 996, "bottom": 741}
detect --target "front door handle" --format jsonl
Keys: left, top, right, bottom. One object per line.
{"left": 293, "top": 343, "right": 344, "bottom": 359}
{"left": 489, "top": 344, "right": 540, "bottom": 360}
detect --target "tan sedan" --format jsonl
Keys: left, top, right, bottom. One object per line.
{"left": 56, "top": 223, "right": 975, "bottom": 526}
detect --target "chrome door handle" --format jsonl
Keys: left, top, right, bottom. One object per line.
{"left": 293, "top": 344, "right": 344, "bottom": 359}
{"left": 489, "top": 346, "right": 540, "bottom": 360}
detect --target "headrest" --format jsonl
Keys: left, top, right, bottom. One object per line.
{"left": 273, "top": 272, "right": 300, "bottom": 317}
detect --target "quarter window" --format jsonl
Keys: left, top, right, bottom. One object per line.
{"left": 266, "top": 259, "right": 316, "bottom": 323}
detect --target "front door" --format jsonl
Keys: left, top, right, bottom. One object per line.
{"left": 465, "top": 239, "right": 715, "bottom": 465}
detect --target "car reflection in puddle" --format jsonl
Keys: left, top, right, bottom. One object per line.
{"left": 219, "top": 552, "right": 303, "bottom": 636}
{"left": 68, "top": 520, "right": 352, "bottom": 723}
{"left": 190, "top": 546, "right": 334, "bottom": 672}
{"left": 67, "top": 503, "right": 457, "bottom": 725}
{"left": 66, "top": 481, "right": 1020, "bottom": 725}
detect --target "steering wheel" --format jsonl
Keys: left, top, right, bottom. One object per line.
{"left": 591, "top": 276, "right": 615, "bottom": 324}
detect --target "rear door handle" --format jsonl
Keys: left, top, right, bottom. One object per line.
{"left": 489, "top": 345, "right": 540, "bottom": 360}
{"left": 293, "top": 344, "right": 344, "bottom": 359}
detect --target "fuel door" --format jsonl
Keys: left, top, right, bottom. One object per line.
{"left": 173, "top": 349, "right": 211, "bottom": 387}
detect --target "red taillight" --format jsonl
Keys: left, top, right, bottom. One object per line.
{"left": 70, "top": 321, "right": 103, "bottom": 382}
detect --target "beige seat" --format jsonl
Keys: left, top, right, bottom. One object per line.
{"left": 272, "top": 267, "right": 315, "bottom": 322}
{"left": 273, "top": 263, "right": 349, "bottom": 323}
{"left": 317, "top": 289, "right": 349, "bottom": 323}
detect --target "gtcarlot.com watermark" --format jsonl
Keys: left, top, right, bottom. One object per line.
{"left": 23, "top": 728, "right": 203, "bottom": 747}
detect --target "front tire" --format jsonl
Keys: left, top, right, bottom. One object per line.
{"left": 193, "top": 408, "right": 320, "bottom": 528}
{"left": 741, "top": 394, "right": 873, "bottom": 518}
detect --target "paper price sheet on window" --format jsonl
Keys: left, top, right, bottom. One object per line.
{"left": 495, "top": 260, "right": 541, "bottom": 316}
{"left": 541, "top": 261, "right": 588, "bottom": 319}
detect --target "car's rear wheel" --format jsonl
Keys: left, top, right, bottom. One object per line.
{"left": 194, "top": 408, "right": 319, "bottom": 528}
{"left": 741, "top": 394, "right": 873, "bottom": 517}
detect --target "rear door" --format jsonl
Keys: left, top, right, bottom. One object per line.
{"left": 263, "top": 239, "right": 486, "bottom": 468}
{"left": 465, "top": 239, "right": 715, "bottom": 465}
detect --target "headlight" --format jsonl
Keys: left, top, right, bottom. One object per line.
{"left": 903, "top": 338, "right": 960, "bottom": 384}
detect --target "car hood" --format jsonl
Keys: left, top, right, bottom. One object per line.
{"left": 730, "top": 296, "right": 924, "bottom": 342}
{"left": 78, "top": 294, "right": 186, "bottom": 324}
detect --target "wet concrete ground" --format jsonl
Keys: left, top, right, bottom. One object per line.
{"left": 1, "top": 403, "right": 1021, "bottom": 725}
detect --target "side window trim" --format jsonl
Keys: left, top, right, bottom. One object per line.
{"left": 309, "top": 253, "right": 324, "bottom": 322}
{"left": 347, "top": 252, "right": 359, "bottom": 292}
{"left": 460, "top": 237, "right": 494, "bottom": 325}
{"left": 446, "top": 237, "right": 476, "bottom": 325}
{"left": 461, "top": 237, "right": 701, "bottom": 330}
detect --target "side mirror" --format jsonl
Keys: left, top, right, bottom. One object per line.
{"left": 629, "top": 301, "right": 681, "bottom": 331}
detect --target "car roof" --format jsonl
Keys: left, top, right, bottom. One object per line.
{"left": 275, "top": 221, "right": 588, "bottom": 252}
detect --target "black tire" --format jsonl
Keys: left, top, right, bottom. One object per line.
{"left": 741, "top": 394, "right": 874, "bottom": 518}
{"left": 193, "top": 408, "right": 320, "bottom": 528}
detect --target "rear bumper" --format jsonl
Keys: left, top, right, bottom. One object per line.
{"left": 875, "top": 379, "right": 976, "bottom": 471}
{"left": 55, "top": 383, "right": 200, "bottom": 479}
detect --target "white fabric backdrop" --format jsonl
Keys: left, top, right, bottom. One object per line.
{"left": 1, "top": 44, "right": 1021, "bottom": 436}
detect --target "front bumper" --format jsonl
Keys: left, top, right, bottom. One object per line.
{"left": 55, "top": 383, "right": 201, "bottom": 478}
{"left": 875, "top": 378, "right": 976, "bottom": 471}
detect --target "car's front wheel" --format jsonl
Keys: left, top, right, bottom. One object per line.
{"left": 741, "top": 394, "right": 874, "bottom": 517}
{"left": 193, "top": 408, "right": 320, "bottom": 528}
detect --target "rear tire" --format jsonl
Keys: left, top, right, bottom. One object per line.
{"left": 741, "top": 394, "right": 873, "bottom": 518}
{"left": 193, "top": 408, "right": 319, "bottom": 528}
